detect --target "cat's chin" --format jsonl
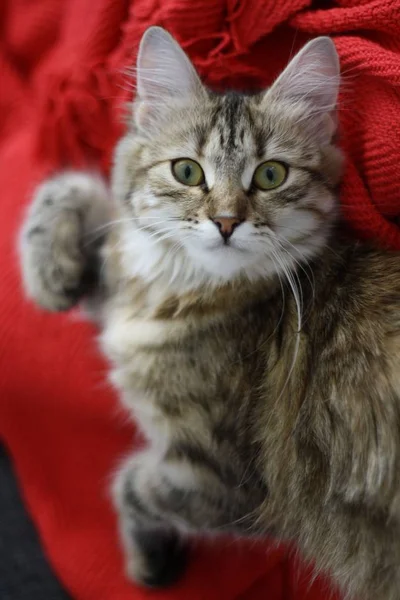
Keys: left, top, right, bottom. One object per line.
{"left": 197, "top": 237, "right": 249, "bottom": 253}
{"left": 183, "top": 242, "right": 276, "bottom": 285}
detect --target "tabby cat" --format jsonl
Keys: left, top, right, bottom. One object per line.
{"left": 20, "top": 27, "right": 400, "bottom": 599}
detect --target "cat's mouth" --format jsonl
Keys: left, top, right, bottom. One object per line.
{"left": 207, "top": 238, "right": 243, "bottom": 251}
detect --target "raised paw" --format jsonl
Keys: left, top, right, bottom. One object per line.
{"left": 23, "top": 210, "right": 88, "bottom": 310}
{"left": 20, "top": 172, "right": 110, "bottom": 311}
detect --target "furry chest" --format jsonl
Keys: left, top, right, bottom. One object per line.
{"left": 100, "top": 306, "right": 253, "bottom": 448}
{"left": 100, "top": 302, "right": 190, "bottom": 356}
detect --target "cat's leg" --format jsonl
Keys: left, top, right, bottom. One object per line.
{"left": 113, "top": 449, "right": 262, "bottom": 587}
{"left": 20, "top": 171, "right": 111, "bottom": 311}
{"left": 112, "top": 451, "right": 189, "bottom": 588}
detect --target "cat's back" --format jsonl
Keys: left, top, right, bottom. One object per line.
{"left": 257, "top": 239, "right": 400, "bottom": 538}
{"left": 307, "top": 240, "right": 400, "bottom": 353}
{"left": 298, "top": 240, "right": 400, "bottom": 508}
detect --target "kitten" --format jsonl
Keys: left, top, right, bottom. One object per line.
{"left": 20, "top": 27, "right": 400, "bottom": 600}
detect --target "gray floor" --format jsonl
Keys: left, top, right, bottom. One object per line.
{"left": 0, "top": 445, "right": 70, "bottom": 599}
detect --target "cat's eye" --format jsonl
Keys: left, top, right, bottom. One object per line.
{"left": 253, "top": 161, "right": 288, "bottom": 190}
{"left": 172, "top": 159, "right": 205, "bottom": 187}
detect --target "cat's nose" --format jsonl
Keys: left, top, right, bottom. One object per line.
{"left": 211, "top": 217, "right": 242, "bottom": 240}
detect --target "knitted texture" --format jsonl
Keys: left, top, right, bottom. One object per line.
{"left": 0, "top": 1, "right": 399, "bottom": 599}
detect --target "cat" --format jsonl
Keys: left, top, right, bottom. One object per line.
{"left": 20, "top": 26, "right": 400, "bottom": 599}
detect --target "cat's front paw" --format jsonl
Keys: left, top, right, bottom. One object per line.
{"left": 20, "top": 172, "right": 110, "bottom": 311}
{"left": 22, "top": 209, "right": 88, "bottom": 311}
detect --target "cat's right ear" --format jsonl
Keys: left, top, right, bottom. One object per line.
{"left": 134, "top": 27, "right": 204, "bottom": 131}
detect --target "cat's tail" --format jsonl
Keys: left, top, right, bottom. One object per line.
{"left": 19, "top": 171, "right": 112, "bottom": 312}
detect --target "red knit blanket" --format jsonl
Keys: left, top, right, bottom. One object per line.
{"left": 0, "top": 1, "right": 399, "bottom": 599}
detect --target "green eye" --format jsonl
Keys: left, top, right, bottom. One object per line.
{"left": 253, "top": 161, "right": 287, "bottom": 190}
{"left": 172, "top": 159, "right": 205, "bottom": 187}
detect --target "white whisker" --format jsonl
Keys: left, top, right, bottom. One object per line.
{"left": 270, "top": 244, "right": 302, "bottom": 402}
{"left": 84, "top": 216, "right": 177, "bottom": 244}
{"left": 272, "top": 232, "right": 315, "bottom": 306}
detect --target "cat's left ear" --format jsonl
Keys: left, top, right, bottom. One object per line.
{"left": 267, "top": 37, "right": 340, "bottom": 143}
{"left": 134, "top": 27, "right": 204, "bottom": 131}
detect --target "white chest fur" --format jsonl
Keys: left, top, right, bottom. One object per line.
{"left": 100, "top": 305, "right": 189, "bottom": 450}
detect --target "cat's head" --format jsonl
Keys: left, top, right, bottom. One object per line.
{"left": 113, "top": 27, "right": 343, "bottom": 289}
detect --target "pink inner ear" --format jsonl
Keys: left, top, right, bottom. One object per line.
{"left": 271, "top": 37, "right": 340, "bottom": 113}
{"left": 266, "top": 37, "right": 340, "bottom": 144}
{"left": 136, "top": 27, "right": 202, "bottom": 102}
{"left": 134, "top": 27, "right": 205, "bottom": 131}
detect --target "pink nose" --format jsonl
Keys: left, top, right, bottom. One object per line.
{"left": 212, "top": 217, "right": 242, "bottom": 240}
